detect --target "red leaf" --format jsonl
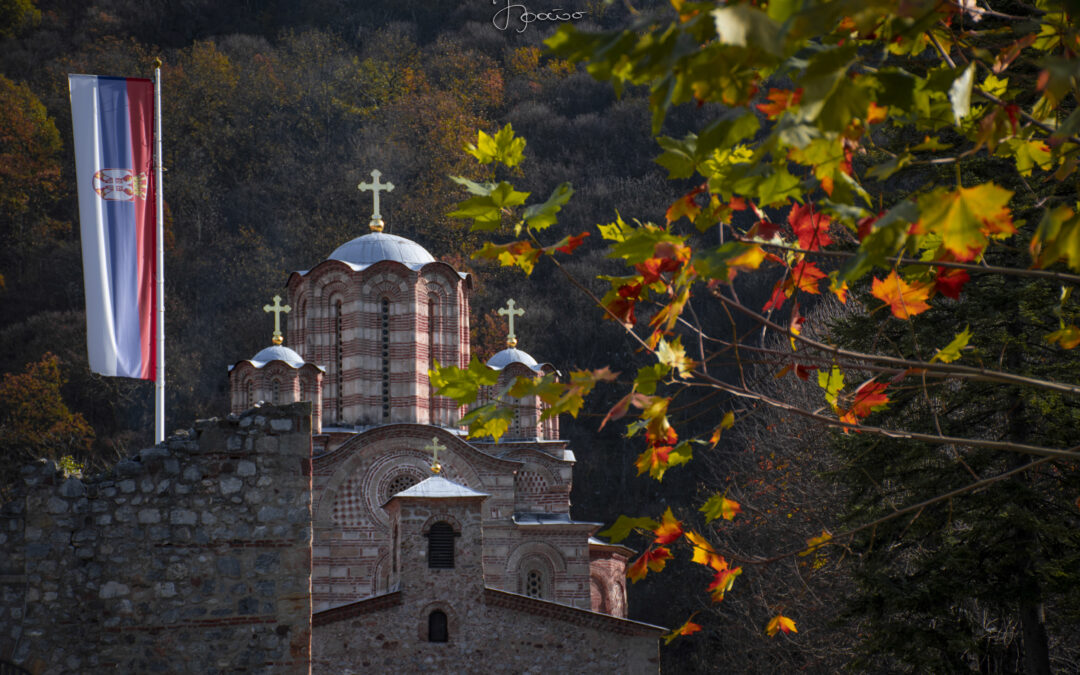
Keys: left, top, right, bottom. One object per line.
{"left": 788, "top": 204, "right": 833, "bottom": 251}
{"left": 554, "top": 231, "right": 590, "bottom": 254}
{"left": 794, "top": 364, "right": 818, "bottom": 380}
{"left": 628, "top": 546, "right": 672, "bottom": 583}
{"left": 789, "top": 260, "right": 827, "bottom": 294}
{"left": 652, "top": 507, "right": 683, "bottom": 545}
{"left": 848, "top": 380, "right": 889, "bottom": 418}
{"left": 756, "top": 88, "right": 803, "bottom": 119}
{"left": 934, "top": 267, "right": 970, "bottom": 299}
{"left": 763, "top": 279, "right": 787, "bottom": 311}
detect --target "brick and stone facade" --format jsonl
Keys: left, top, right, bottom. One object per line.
{"left": 0, "top": 404, "right": 313, "bottom": 674}
{"left": 3, "top": 221, "right": 663, "bottom": 672}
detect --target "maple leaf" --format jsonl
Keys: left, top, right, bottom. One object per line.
{"left": 685, "top": 530, "right": 726, "bottom": 570}
{"left": 627, "top": 546, "right": 672, "bottom": 583}
{"left": 788, "top": 203, "right": 833, "bottom": 251}
{"left": 548, "top": 231, "right": 590, "bottom": 255}
{"left": 871, "top": 270, "right": 932, "bottom": 319}
{"left": 830, "top": 275, "right": 849, "bottom": 304}
{"left": 934, "top": 267, "right": 970, "bottom": 299}
{"left": 847, "top": 380, "right": 889, "bottom": 419}
{"left": 800, "top": 530, "right": 833, "bottom": 556}
{"left": 931, "top": 326, "right": 972, "bottom": 363}
{"left": 707, "top": 411, "right": 735, "bottom": 447}
{"left": 666, "top": 186, "right": 705, "bottom": 224}
{"left": 663, "top": 616, "right": 703, "bottom": 644}
{"left": 756, "top": 88, "right": 802, "bottom": 119}
{"left": 866, "top": 101, "right": 888, "bottom": 124}
{"left": 636, "top": 256, "right": 681, "bottom": 284}
{"left": 763, "top": 278, "right": 787, "bottom": 311}
{"left": 652, "top": 507, "right": 684, "bottom": 544}
{"left": 788, "top": 260, "right": 827, "bottom": 294}
{"left": 708, "top": 565, "right": 742, "bottom": 602}
{"left": 765, "top": 614, "right": 798, "bottom": 637}
{"left": 817, "top": 366, "right": 845, "bottom": 409}
{"left": 598, "top": 515, "right": 660, "bottom": 543}
{"left": 912, "top": 184, "right": 1015, "bottom": 261}
{"left": 657, "top": 337, "right": 696, "bottom": 378}
{"left": 700, "top": 492, "right": 742, "bottom": 522}
{"left": 1046, "top": 325, "right": 1080, "bottom": 349}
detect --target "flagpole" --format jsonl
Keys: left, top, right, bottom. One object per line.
{"left": 153, "top": 58, "right": 165, "bottom": 444}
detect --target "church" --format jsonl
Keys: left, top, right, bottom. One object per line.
{"left": 226, "top": 171, "right": 664, "bottom": 671}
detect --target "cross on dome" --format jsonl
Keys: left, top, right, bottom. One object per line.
{"left": 497, "top": 298, "right": 524, "bottom": 348}
{"left": 425, "top": 436, "right": 446, "bottom": 474}
{"left": 358, "top": 169, "right": 395, "bottom": 233}
{"left": 262, "top": 294, "right": 291, "bottom": 345}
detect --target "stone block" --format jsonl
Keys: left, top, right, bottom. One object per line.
{"left": 59, "top": 478, "right": 86, "bottom": 498}
{"left": 220, "top": 476, "right": 243, "bottom": 495}
{"left": 138, "top": 509, "right": 161, "bottom": 524}
{"left": 236, "top": 460, "right": 257, "bottom": 476}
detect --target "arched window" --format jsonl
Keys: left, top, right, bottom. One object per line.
{"left": 518, "top": 556, "right": 552, "bottom": 599}
{"left": 381, "top": 297, "right": 390, "bottom": 421}
{"left": 428, "top": 610, "right": 448, "bottom": 643}
{"left": 334, "top": 299, "right": 343, "bottom": 422}
{"left": 427, "top": 522, "right": 455, "bottom": 569}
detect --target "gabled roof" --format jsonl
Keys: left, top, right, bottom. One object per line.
{"left": 391, "top": 475, "right": 488, "bottom": 500}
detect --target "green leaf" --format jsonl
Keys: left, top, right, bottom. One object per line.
{"left": 840, "top": 201, "right": 918, "bottom": 281}
{"left": 798, "top": 44, "right": 857, "bottom": 125}
{"left": 700, "top": 492, "right": 741, "bottom": 523}
{"left": 448, "top": 181, "right": 530, "bottom": 232}
{"left": 817, "top": 365, "right": 845, "bottom": 408}
{"left": 930, "top": 325, "right": 972, "bottom": 363}
{"left": 1031, "top": 205, "right": 1080, "bottom": 271}
{"left": 598, "top": 212, "right": 630, "bottom": 242}
{"left": 608, "top": 226, "right": 684, "bottom": 264}
{"left": 867, "top": 152, "right": 912, "bottom": 182}
{"left": 712, "top": 5, "right": 783, "bottom": 56}
{"left": 635, "top": 363, "right": 670, "bottom": 396}
{"left": 766, "top": 0, "right": 800, "bottom": 23}
{"left": 599, "top": 515, "right": 660, "bottom": 543}
{"left": 429, "top": 358, "right": 500, "bottom": 405}
{"left": 458, "top": 403, "right": 514, "bottom": 441}
{"left": 465, "top": 124, "right": 526, "bottom": 167}
{"left": 523, "top": 182, "right": 574, "bottom": 231}
{"left": 948, "top": 63, "right": 975, "bottom": 125}
{"left": 996, "top": 139, "right": 1053, "bottom": 176}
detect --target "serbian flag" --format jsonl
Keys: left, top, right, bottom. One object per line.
{"left": 69, "top": 75, "right": 157, "bottom": 379}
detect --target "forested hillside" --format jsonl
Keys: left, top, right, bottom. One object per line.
{"left": 4, "top": 0, "right": 1080, "bottom": 672}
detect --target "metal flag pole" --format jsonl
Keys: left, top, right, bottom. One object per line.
{"left": 153, "top": 58, "right": 165, "bottom": 444}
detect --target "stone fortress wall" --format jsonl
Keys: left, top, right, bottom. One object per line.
{"left": 0, "top": 404, "right": 314, "bottom": 675}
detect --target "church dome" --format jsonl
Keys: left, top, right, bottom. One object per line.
{"left": 328, "top": 232, "right": 435, "bottom": 270}
{"left": 486, "top": 347, "right": 542, "bottom": 372}
{"left": 247, "top": 345, "right": 306, "bottom": 369}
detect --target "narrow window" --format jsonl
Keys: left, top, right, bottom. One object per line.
{"left": 427, "top": 522, "right": 455, "bottom": 569}
{"left": 334, "top": 300, "right": 343, "bottom": 422}
{"left": 428, "top": 297, "right": 438, "bottom": 424}
{"left": 428, "top": 610, "right": 448, "bottom": 642}
{"left": 525, "top": 569, "right": 543, "bottom": 598}
{"left": 381, "top": 298, "right": 391, "bottom": 421}
{"left": 271, "top": 380, "right": 280, "bottom": 405}
{"left": 245, "top": 381, "right": 253, "bottom": 408}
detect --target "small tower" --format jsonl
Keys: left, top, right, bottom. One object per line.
{"left": 481, "top": 299, "right": 560, "bottom": 441}
{"left": 384, "top": 472, "right": 488, "bottom": 642}
{"left": 229, "top": 295, "right": 325, "bottom": 431}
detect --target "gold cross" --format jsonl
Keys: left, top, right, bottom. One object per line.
{"left": 425, "top": 436, "right": 445, "bottom": 474}
{"left": 358, "top": 169, "right": 395, "bottom": 232}
{"left": 497, "top": 298, "right": 524, "bottom": 348}
{"left": 263, "top": 295, "right": 291, "bottom": 345}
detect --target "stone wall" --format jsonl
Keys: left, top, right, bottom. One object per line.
{"left": 0, "top": 403, "right": 313, "bottom": 675}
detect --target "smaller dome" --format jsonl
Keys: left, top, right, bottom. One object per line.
{"left": 486, "top": 347, "right": 542, "bottom": 371}
{"left": 328, "top": 232, "right": 435, "bottom": 270}
{"left": 248, "top": 345, "right": 306, "bottom": 369}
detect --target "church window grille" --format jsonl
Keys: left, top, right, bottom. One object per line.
{"left": 525, "top": 569, "right": 543, "bottom": 598}
{"left": 381, "top": 298, "right": 390, "bottom": 421}
{"left": 427, "top": 522, "right": 455, "bottom": 569}
{"left": 382, "top": 473, "right": 420, "bottom": 504}
{"left": 428, "top": 610, "right": 448, "bottom": 642}
{"left": 271, "top": 380, "right": 280, "bottom": 405}
{"left": 334, "top": 300, "right": 343, "bottom": 423}
{"left": 245, "top": 381, "right": 253, "bottom": 408}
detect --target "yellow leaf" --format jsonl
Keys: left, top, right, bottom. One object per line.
{"left": 913, "top": 183, "right": 1014, "bottom": 261}
{"left": 799, "top": 530, "right": 833, "bottom": 556}
{"left": 657, "top": 337, "right": 696, "bottom": 378}
{"left": 663, "top": 616, "right": 703, "bottom": 644}
{"left": 871, "top": 270, "right": 932, "bottom": 319}
{"left": 1046, "top": 325, "right": 1080, "bottom": 349}
{"left": 766, "top": 614, "right": 798, "bottom": 637}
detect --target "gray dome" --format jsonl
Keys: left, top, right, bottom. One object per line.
{"left": 248, "top": 345, "right": 306, "bottom": 369}
{"left": 328, "top": 232, "right": 435, "bottom": 270}
{"left": 486, "top": 347, "right": 541, "bottom": 371}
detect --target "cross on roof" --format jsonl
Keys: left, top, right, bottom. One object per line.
{"left": 425, "top": 436, "right": 446, "bottom": 474}
{"left": 358, "top": 169, "right": 395, "bottom": 232}
{"left": 262, "top": 295, "right": 291, "bottom": 346}
{"left": 497, "top": 298, "right": 524, "bottom": 348}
